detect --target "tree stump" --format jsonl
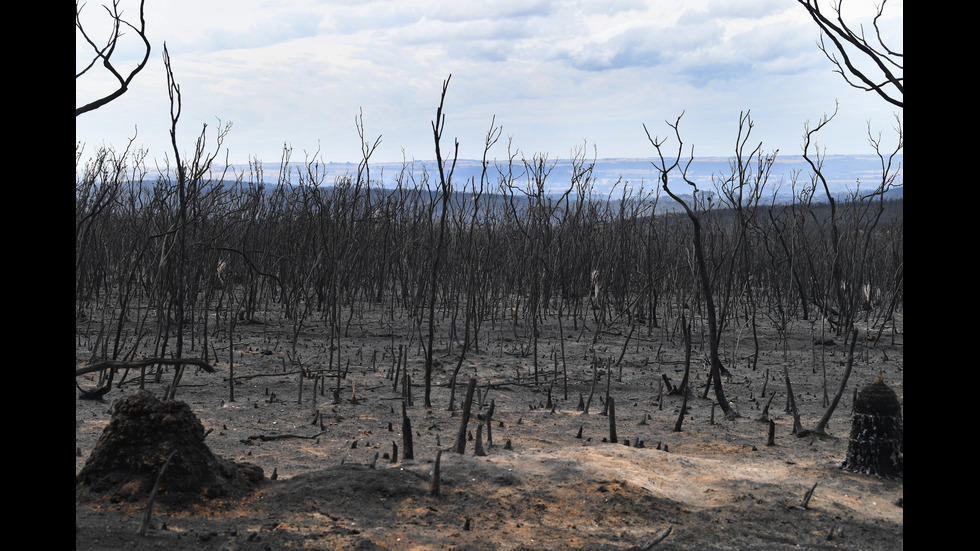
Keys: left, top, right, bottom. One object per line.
{"left": 76, "top": 391, "right": 264, "bottom": 503}
{"left": 838, "top": 377, "right": 903, "bottom": 478}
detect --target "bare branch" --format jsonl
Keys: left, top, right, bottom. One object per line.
{"left": 76, "top": 357, "right": 216, "bottom": 377}
{"left": 76, "top": 0, "right": 151, "bottom": 116}
{"left": 798, "top": 0, "right": 903, "bottom": 108}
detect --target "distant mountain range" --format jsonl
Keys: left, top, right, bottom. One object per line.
{"left": 152, "top": 154, "right": 899, "bottom": 211}
{"left": 222, "top": 154, "right": 901, "bottom": 201}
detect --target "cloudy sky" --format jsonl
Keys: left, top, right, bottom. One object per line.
{"left": 76, "top": 0, "right": 902, "bottom": 167}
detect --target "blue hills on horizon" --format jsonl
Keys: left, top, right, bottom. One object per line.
{"left": 226, "top": 154, "right": 901, "bottom": 201}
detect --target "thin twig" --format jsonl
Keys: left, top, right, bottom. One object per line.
{"left": 138, "top": 449, "right": 177, "bottom": 536}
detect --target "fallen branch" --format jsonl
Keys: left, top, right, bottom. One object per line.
{"left": 76, "top": 366, "right": 115, "bottom": 400}
{"left": 245, "top": 431, "right": 326, "bottom": 442}
{"left": 76, "top": 357, "right": 216, "bottom": 377}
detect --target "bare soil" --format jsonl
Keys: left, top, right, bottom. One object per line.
{"left": 76, "top": 309, "right": 903, "bottom": 550}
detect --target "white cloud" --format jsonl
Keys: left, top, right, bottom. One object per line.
{"left": 77, "top": 0, "right": 903, "bottom": 167}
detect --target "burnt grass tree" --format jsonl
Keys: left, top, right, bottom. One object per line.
{"left": 838, "top": 374, "right": 903, "bottom": 478}
{"left": 77, "top": 77, "right": 902, "bottom": 458}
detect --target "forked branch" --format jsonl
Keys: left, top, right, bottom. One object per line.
{"left": 76, "top": 0, "right": 151, "bottom": 116}
{"left": 797, "top": 0, "right": 903, "bottom": 108}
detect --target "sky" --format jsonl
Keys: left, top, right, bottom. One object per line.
{"left": 76, "top": 0, "right": 903, "bottom": 168}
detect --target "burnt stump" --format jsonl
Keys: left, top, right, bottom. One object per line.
{"left": 76, "top": 391, "right": 264, "bottom": 503}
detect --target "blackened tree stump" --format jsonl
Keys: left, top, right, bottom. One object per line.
{"left": 76, "top": 391, "right": 264, "bottom": 502}
{"left": 838, "top": 377, "right": 903, "bottom": 478}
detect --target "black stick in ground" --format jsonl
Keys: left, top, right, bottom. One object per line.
{"left": 485, "top": 399, "right": 495, "bottom": 446}
{"left": 584, "top": 362, "right": 598, "bottom": 414}
{"left": 475, "top": 422, "right": 486, "bottom": 456}
{"left": 673, "top": 388, "right": 688, "bottom": 432}
{"left": 759, "top": 393, "right": 777, "bottom": 422}
{"left": 608, "top": 396, "right": 618, "bottom": 443}
{"left": 430, "top": 450, "right": 442, "bottom": 496}
{"left": 602, "top": 361, "right": 612, "bottom": 415}
{"left": 138, "top": 449, "right": 177, "bottom": 536}
{"left": 793, "top": 482, "right": 819, "bottom": 510}
{"left": 452, "top": 378, "right": 477, "bottom": 454}
{"left": 783, "top": 365, "right": 804, "bottom": 434}
{"left": 402, "top": 400, "right": 414, "bottom": 460}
